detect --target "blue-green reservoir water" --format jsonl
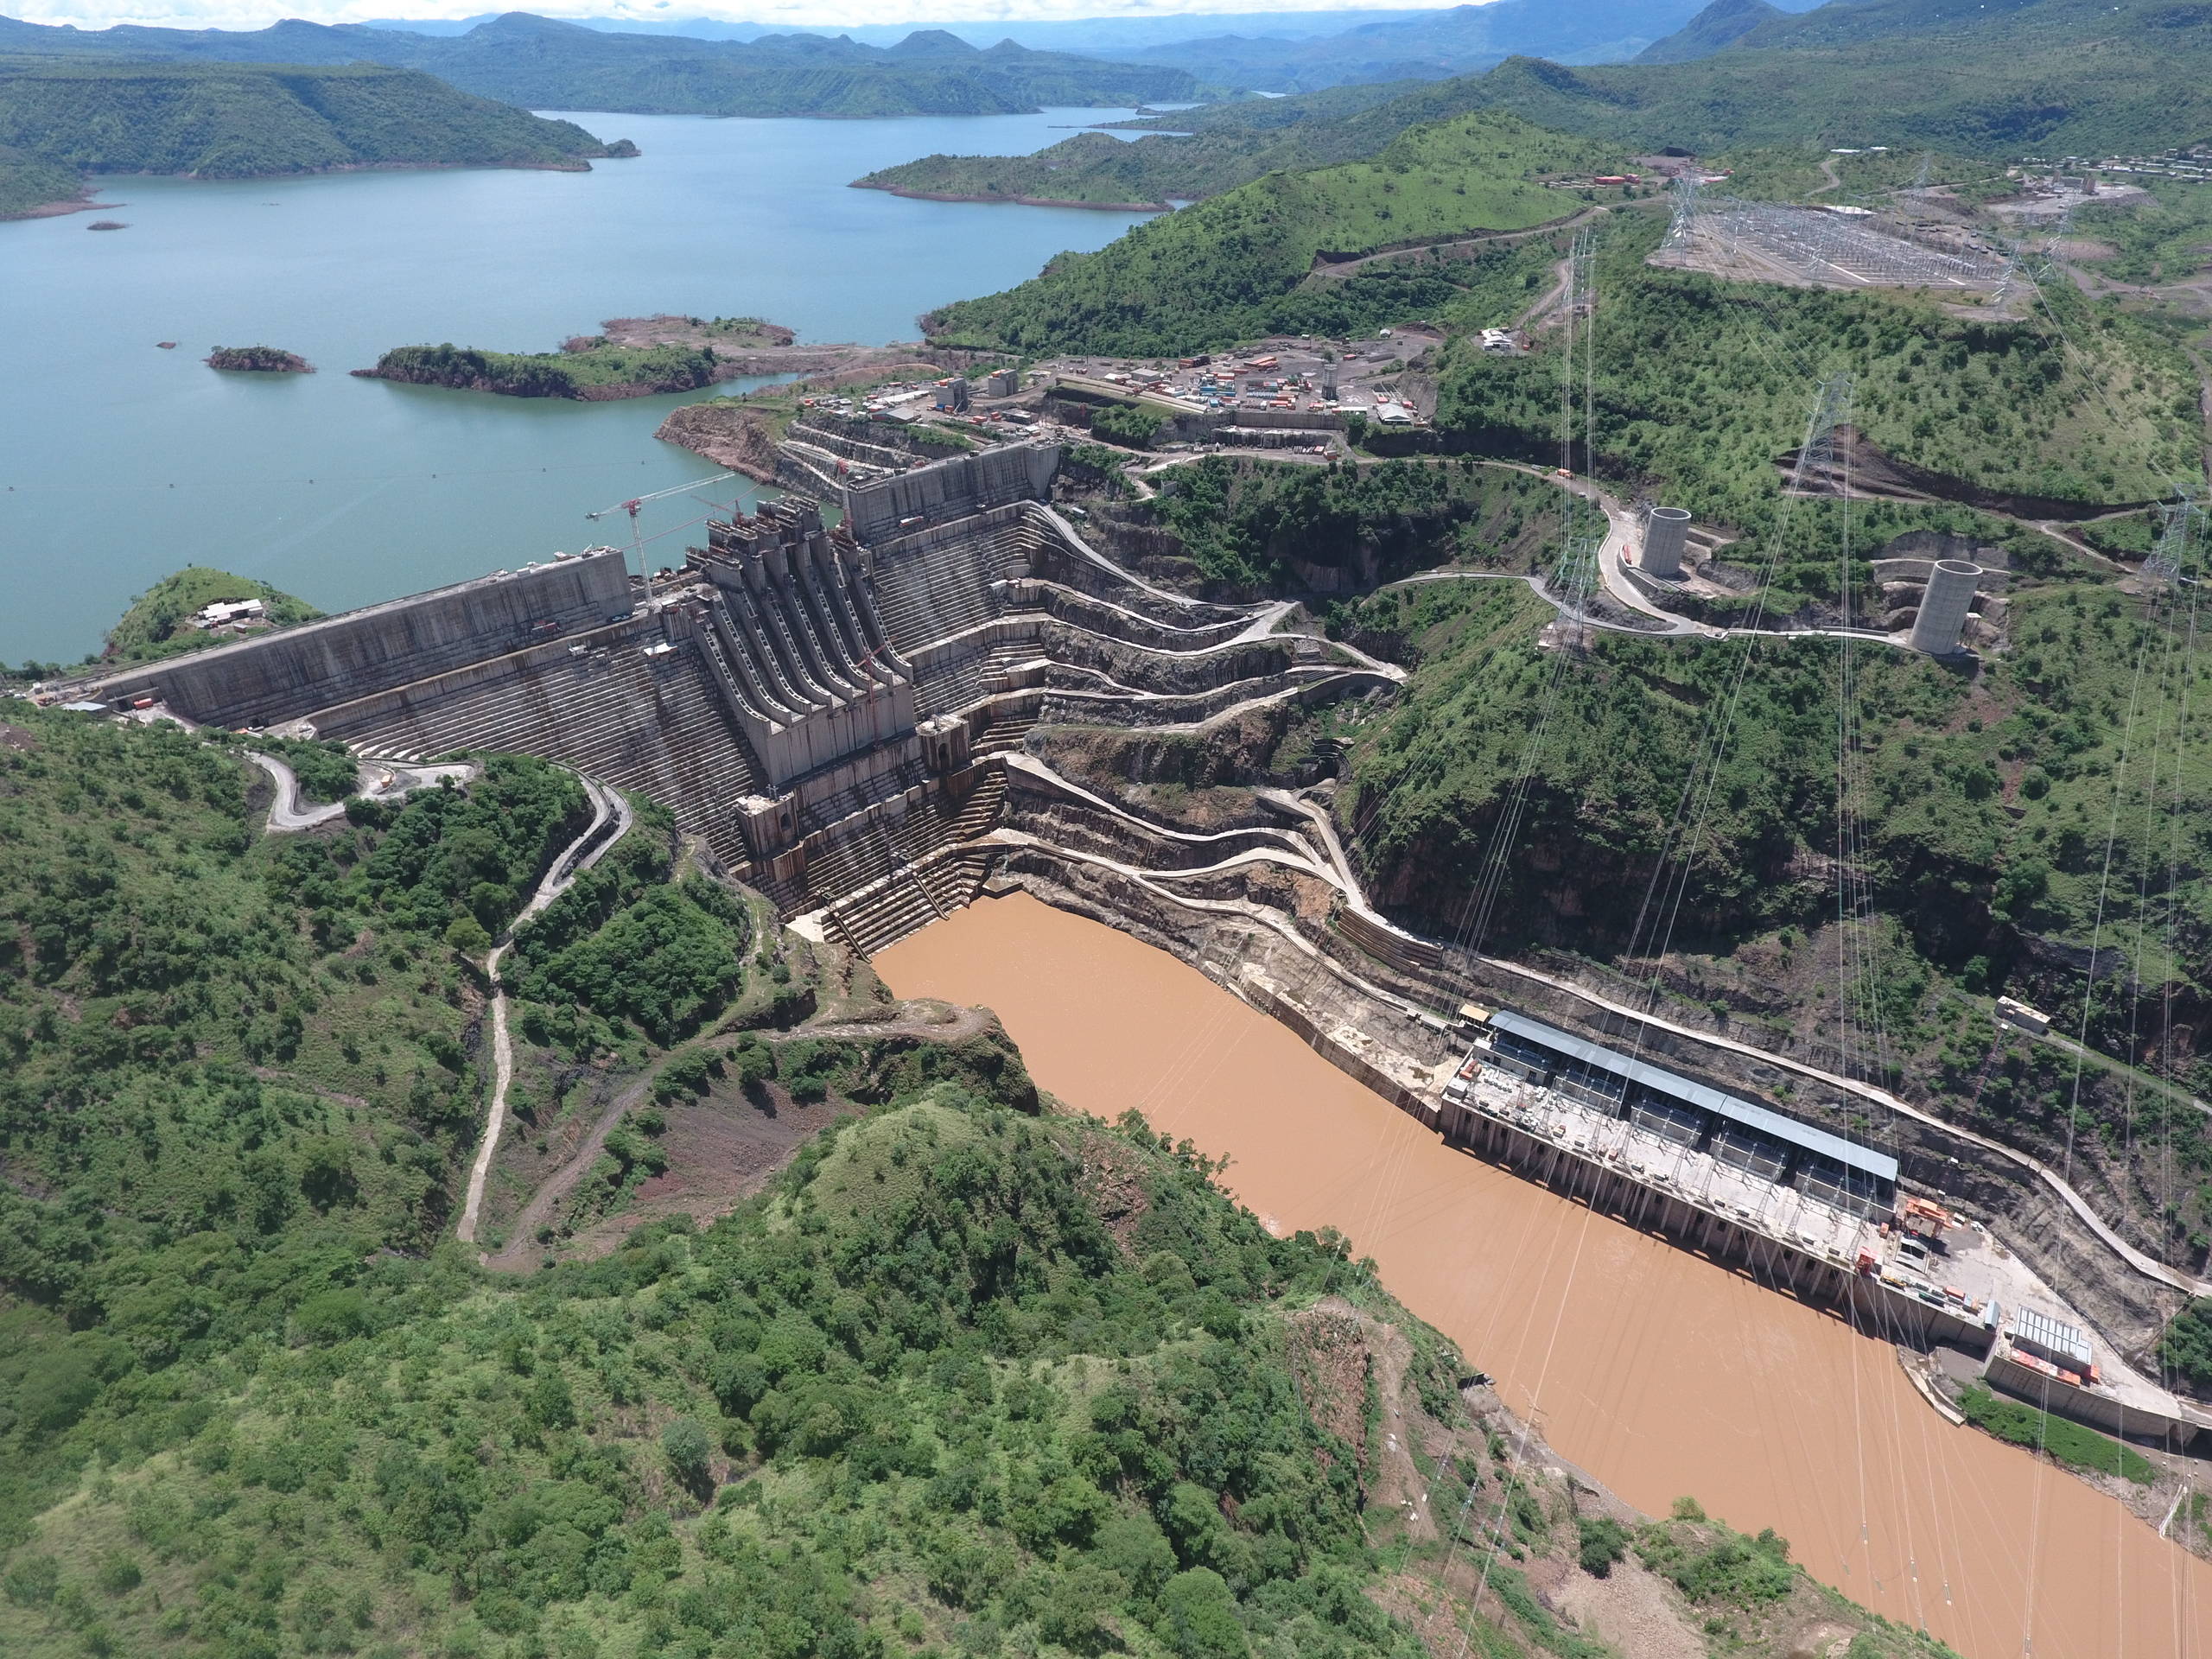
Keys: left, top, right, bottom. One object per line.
{"left": 0, "top": 110, "right": 1152, "bottom": 665}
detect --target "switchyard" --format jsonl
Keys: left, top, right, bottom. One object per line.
{"left": 1656, "top": 196, "right": 2008, "bottom": 293}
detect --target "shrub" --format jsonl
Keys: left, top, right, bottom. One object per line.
{"left": 1575, "top": 1514, "right": 1630, "bottom": 1577}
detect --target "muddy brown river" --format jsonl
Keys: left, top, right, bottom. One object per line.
{"left": 875, "top": 892, "right": 2212, "bottom": 1659}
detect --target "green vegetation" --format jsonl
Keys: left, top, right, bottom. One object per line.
{"left": 206, "top": 346, "right": 308, "bottom": 373}
{"left": 1284, "top": 556, "right": 2212, "bottom": 1239}
{"left": 2071, "top": 176, "right": 2212, "bottom": 287}
{"left": 0, "top": 711, "right": 592, "bottom": 1536}
{"left": 1636, "top": 1515, "right": 1795, "bottom": 1605}
{"left": 0, "top": 143, "right": 80, "bottom": 217}
{"left": 1956, "top": 1384, "right": 2158, "bottom": 1483}
{"left": 2158, "top": 1300, "right": 2212, "bottom": 1389}
{"left": 96, "top": 567, "right": 321, "bottom": 669}
{"left": 0, "top": 13, "right": 1198, "bottom": 120}
{"left": 245, "top": 735, "right": 361, "bottom": 805}
{"left": 1150, "top": 454, "right": 1554, "bottom": 591}
{"left": 1432, "top": 215, "right": 2200, "bottom": 521}
{"left": 362, "top": 341, "right": 721, "bottom": 400}
{"left": 0, "top": 60, "right": 615, "bottom": 199}
{"left": 926, "top": 111, "right": 1618, "bottom": 356}
{"left": 1089, "top": 401, "right": 1170, "bottom": 449}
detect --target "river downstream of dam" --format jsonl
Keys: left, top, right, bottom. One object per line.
{"left": 874, "top": 892, "right": 2212, "bottom": 1659}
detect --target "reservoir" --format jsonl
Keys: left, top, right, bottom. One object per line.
{"left": 876, "top": 891, "right": 2212, "bottom": 1659}
{"left": 0, "top": 108, "right": 1153, "bottom": 666}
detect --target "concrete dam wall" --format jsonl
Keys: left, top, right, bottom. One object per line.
{"left": 89, "top": 550, "right": 634, "bottom": 729}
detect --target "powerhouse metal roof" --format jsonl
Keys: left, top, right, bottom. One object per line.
{"left": 1488, "top": 1009, "right": 1900, "bottom": 1184}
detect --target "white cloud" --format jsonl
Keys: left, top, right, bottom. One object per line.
{"left": 18, "top": 0, "right": 1465, "bottom": 33}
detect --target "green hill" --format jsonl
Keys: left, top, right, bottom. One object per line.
{"left": 1429, "top": 216, "right": 2200, "bottom": 532}
{"left": 925, "top": 110, "right": 1622, "bottom": 355}
{"left": 0, "top": 701, "right": 1960, "bottom": 1659}
{"left": 99, "top": 567, "right": 322, "bottom": 667}
{"left": 0, "top": 11, "right": 1199, "bottom": 118}
{"left": 0, "top": 142, "right": 79, "bottom": 216}
{"left": 0, "top": 59, "right": 617, "bottom": 192}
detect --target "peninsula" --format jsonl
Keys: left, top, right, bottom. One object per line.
{"left": 356, "top": 315, "right": 988, "bottom": 401}
{"left": 0, "top": 59, "right": 626, "bottom": 220}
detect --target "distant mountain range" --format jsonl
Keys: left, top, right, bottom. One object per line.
{"left": 0, "top": 10, "right": 1200, "bottom": 117}
{"left": 861, "top": 0, "right": 2212, "bottom": 217}
{"left": 1080, "top": 0, "right": 1738, "bottom": 91}
{"left": 355, "top": 9, "right": 1459, "bottom": 50}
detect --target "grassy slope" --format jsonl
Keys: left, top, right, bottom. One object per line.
{"left": 0, "top": 59, "right": 612, "bottom": 180}
{"left": 0, "top": 705, "right": 1960, "bottom": 1659}
{"left": 1431, "top": 215, "right": 2201, "bottom": 524}
{"left": 99, "top": 567, "right": 322, "bottom": 668}
{"left": 925, "top": 111, "right": 1620, "bottom": 355}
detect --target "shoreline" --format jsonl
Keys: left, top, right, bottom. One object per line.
{"left": 3, "top": 191, "right": 125, "bottom": 222}
{"left": 849, "top": 178, "right": 1167, "bottom": 213}
{"left": 3, "top": 155, "right": 612, "bottom": 223}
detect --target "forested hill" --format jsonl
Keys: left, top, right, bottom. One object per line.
{"left": 0, "top": 701, "right": 1955, "bottom": 1658}
{"left": 925, "top": 111, "right": 1620, "bottom": 356}
{"left": 0, "top": 11, "right": 1199, "bottom": 117}
{"left": 0, "top": 58, "right": 620, "bottom": 214}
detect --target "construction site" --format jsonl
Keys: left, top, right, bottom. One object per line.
{"left": 42, "top": 399, "right": 2202, "bottom": 1464}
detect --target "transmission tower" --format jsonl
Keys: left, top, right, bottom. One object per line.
{"left": 2145, "top": 486, "right": 2204, "bottom": 583}
{"left": 1549, "top": 226, "right": 1603, "bottom": 641}
{"left": 1662, "top": 173, "right": 1700, "bottom": 252}
{"left": 1911, "top": 151, "right": 1933, "bottom": 190}
{"left": 1789, "top": 372, "right": 1855, "bottom": 499}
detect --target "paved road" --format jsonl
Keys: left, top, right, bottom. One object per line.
{"left": 248, "top": 751, "right": 475, "bottom": 833}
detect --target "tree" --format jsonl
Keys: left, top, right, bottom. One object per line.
{"left": 446, "top": 913, "right": 492, "bottom": 957}
{"left": 663, "top": 1417, "right": 715, "bottom": 1499}
{"left": 1158, "top": 1567, "right": 1248, "bottom": 1659}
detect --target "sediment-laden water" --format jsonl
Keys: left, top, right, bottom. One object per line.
{"left": 875, "top": 891, "right": 2212, "bottom": 1659}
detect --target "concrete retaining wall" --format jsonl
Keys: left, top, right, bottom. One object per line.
{"left": 844, "top": 444, "right": 1060, "bottom": 543}
{"left": 1983, "top": 1352, "right": 2200, "bottom": 1450}
{"left": 91, "top": 550, "right": 634, "bottom": 729}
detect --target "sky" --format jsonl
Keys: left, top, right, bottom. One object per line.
{"left": 16, "top": 0, "right": 1469, "bottom": 33}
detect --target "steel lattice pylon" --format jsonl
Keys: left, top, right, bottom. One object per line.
{"left": 2145, "top": 486, "right": 2204, "bottom": 583}
{"left": 1790, "top": 372, "right": 1855, "bottom": 499}
{"left": 1663, "top": 174, "right": 1700, "bottom": 251}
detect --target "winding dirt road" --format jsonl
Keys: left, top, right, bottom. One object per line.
{"left": 456, "top": 777, "right": 628, "bottom": 1248}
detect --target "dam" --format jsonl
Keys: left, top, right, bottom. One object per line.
{"left": 54, "top": 422, "right": 2212, "bottom": 1650}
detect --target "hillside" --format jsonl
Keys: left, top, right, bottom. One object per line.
{"left": 0, "top": 699, "right": 1958, "bottom": 1659}
{"left": 0, "top": 142, "right": 80, "bottom": 217}
{"left": 99, "top": 567, "right": 321, "bottom": 667}
{"left": 0, "top": 58, "right": 617, "bottom": 208}
{"left": 0, "top": 11, "right": 1198, "bottom": 118}
{"left": 1432, "top": 216, "right": 2201, "bottom": 526}
{"left": 924, "top": 111, "right": 1621, "bottom": 356}
{"left": 1635, "top": 0, "right": 1789, "bottom": 62}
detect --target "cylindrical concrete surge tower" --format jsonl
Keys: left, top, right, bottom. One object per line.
{"left": 1642, "top": 505, "right": 1692, "bottom": 578}
{"left": 1909, "top": 559, "right": 1982, "bottom": 654}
